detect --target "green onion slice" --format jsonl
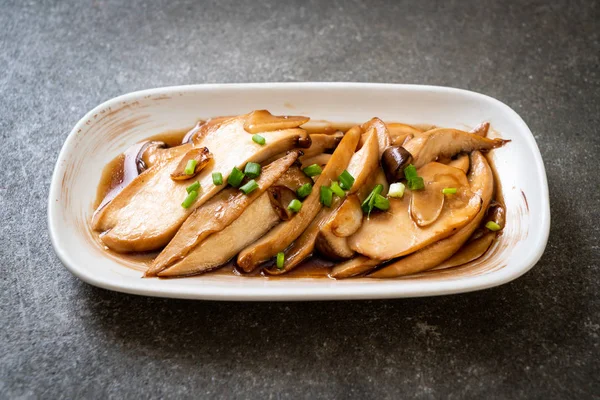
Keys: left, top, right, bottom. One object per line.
{"left": 287, "top": 199, "right": 302, "bottom": 213}
{"left": 330, "top": 181, "right": 346, "bottom": 198}
{"left": 276, "top": 252, "right": 285, "bottom": 269}
{"left": 296, "top": 183, "right": 313, "bottom": 199}
{"left": 184, "top": 159, "right": 197, "bottom": 175}
{"left": 338, "top": 170, "right": 355, "bottom": 190}
{"left": 186, "top": 181, "right": 200, "bottom": 194}
{"left": 320, "top": 185, "right": 333, "bottom": 207}
{"left": 212, "top": 172, "right": 223, "bottom": 186}
{"left": 252, "top": 134, "right": 266, "bottom": 145}
{"left": 227, "top": 167, "right": 245, "bottom": 187}
{"left": 244, "top": 162, "right": 262, "bottom": 179}
{"left": 181, "top": 190, "right": 198, "bottom": 208}
{"left": 404, "top": 164, "right": 418, "bottom": 181}
{"left": 303, "top": 164, "right": 323, "bottom": 177}
{"left": 388, "top": 182, "right": 405, "bottom": 198}
{"left": 442, "top": 187, "right": 457, "bottom": 195}
{"left": 373, "top": 194, "right": 390, "bottom": 211}
{"left": 485, "top": 221, "right": 502, "bottom": 231}
{"left": 406, "top": 176, "right": 425, "bottom": 191}
{"left": 361, "top": 184, "right": 384, "bottom": 215}
{"left": 239, "top": 179, "right": 258, "bottom": 195}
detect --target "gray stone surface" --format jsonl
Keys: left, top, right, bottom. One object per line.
{"left": 1, "top": 0, "right": 598, "bottom": 398}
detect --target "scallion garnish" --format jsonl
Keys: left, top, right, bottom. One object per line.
{"left": 320, "top": 185, "right": 333, "bottom": 207}
{"left": 296, "top": 183, "right": 313, "bottom": 199}
{"left": 388, "top": 182, "right": 405, "bottom": 198}
{"left": 404, "top": 164, "right": 425, "bottom": 191}
{"left": 287, "top": 199, "right": 302, "bottom": 213}
{"left": 244, "top": 162, "right": 262, "bottom": 179}
{"left": 404, "top": 164, "right": 418, "bottom": 181}
{"left": 442, "top": 187, "right": 457, "bottom": 195}
{"left": 303, "top": 164, "right": 322, "bottom": 177}
{"left": 373, "top": 194, "right": 390, "bottom": 211}
{"left": 252, "top": 134, "right": 266, "bottom": 145}
{"left": 184, "top": 159, "right": 197, "bottom": 175}
{"left": 227, "top": 167, "right": 245, "bottom": 187}
{"left": 239, "top": 179, "right": 258, "bottom": 195}
{"left": 361, "top": 184, "right": 384, "bottom": 215}
{"left": 276, "top": 252, "right": 285, "bottom": 269}
{"left": 181, "top": 190, "right": 198, "bottom": 208}
{"left": 186, "top": 181, "right": 200, "bottom": 194}
{"left": 330, "top": 181, "right": 346, "bottom": 198}
{"left": 212, "top": 172, "right": 223, "bottom": 185}
{"left": 338, "top": 170, "right": 355, "bottom": 190}
{"left": 485, "top": 221, "right": 502, "bottom": 231}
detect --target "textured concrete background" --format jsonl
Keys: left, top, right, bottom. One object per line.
{"left": 1, "top": 0, "right": 599, "bottom": 398}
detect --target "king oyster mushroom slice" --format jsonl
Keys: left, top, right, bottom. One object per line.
{"left": 430, "top": 231, "right": 496, "bottom": 271}
{"left": 348, "top": 179, "right": 482, "bottom": 261}
{"left": 403, "top": 128, "right": 507, "bottom": 169}
{"left": 470, "top": 122, "right": 490, "bottom": 137}
{"left": 158, "top": 193, "right": 281, "bottom": 277}
{"left": 361, "top": 117, "right": 392, "bottom": 157}
{"left": 147, "top": 151, "right": 300, "bottom": 276}
{"left": 236, "top": 125, "right": 361, "bottom": 272}
{"left": 299, "top": 131, "right": 344, "bottom": 159}
{"left": 386, "top": 122, "right": 424, "bottom": 146}
{"left": 267, "top": 185, "right": 299, "bottom": 221}
{"left": 243, "top": 110, "right": 310, "bottom": 134}
{"left": 410, "top": 162, "right": 470, "bottom": 227}
{"left": 170, "top": 147, "right": 212, "bottom": 180}
{"left": 446, "top": 153, "right": 470, "bottom": 174}
{"left": 300, "top": 153, "right": 331, "bottom": 170}
{"left": 271, "top": 165, "right": 312, "bottom": 191}
{"left": 369, "top": 151, "right": 494, "bottom": 278}
{"left": 330, "top": 256, "right": 382, "bottom": 279}
{"left": 93, "top": 114, "right": 309, "bottom": 253}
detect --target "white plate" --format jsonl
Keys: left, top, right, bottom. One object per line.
{"left": 48, "top": 83, "right": 550, "bottom": 300}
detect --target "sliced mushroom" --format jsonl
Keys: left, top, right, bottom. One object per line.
{"left": 267, "top": 185, "right": 298, "bottom": 221}
{"left": 300, "top": 153, "right": 331, "bottom": 170}
{"left": 136, "top": 141, "right": 168, "bottom": 172}
{"left": 361, "top": 117, "right": 391, "bottom": 157}
{"left": 170, "top": 147, "right": 213, "bottom": 180}
{"left": 382, "top": 146, "right": 413, "bottom": 182}
{"left": 244, "top": 110, "right": 310, "bottom": 134}
{"left": 345, "top": 126, "right": 380, "bottom": 194}
{"left": 147, "top": 151, "right": 300, "bottom": 276}
{"left": 369, "top": 151, "right": 494, "bottom": 278}
{"left": 348, "top": 183, "right": 481, "bottom": 260}
{"left": 410, "top": 162, "right": 469, "bottom": 227}
{"left": 431, "top": 231, "right": 496, "bottom": 271}
{"left": 328, "top": 194, "right": 363, "bottom": 237}
{"left": 93, "top": 114, "right": 309, "bottom": 253}
{"left": 315, "top": 223, "right": 355, "bottom": 260}
{"left": 300, "top": 132, "right": 344, "bottom": 158}
{"left": 236, "top": 125, "right": 361, "bottom": 272}
{"left": 272, "top": 165, "right": 312, "bottom": 191}
{"left": 158, "top": 193, "right": 281, "bottom": 277}
{"left": 330, "top": 256, "right": 381, "bottom": 279}
{"left": 403, "top": 128, "right": 507, "bottom": 168}
{"left": 386, "top": 122, "right": 424, "bottom": 146}
{"left": 470, "top": 122, "right": 490, "bottom": 137}
{"left": 447, "top": 153, "right": 470, "bottom": 174}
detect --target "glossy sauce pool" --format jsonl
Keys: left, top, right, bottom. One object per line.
{"left": 92, "top": 121, "right": 504, "bottom": 279}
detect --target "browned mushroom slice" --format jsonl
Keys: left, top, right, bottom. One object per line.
{"left": 345, "top": 126, "right": 380, "bottom": 193}
{"left": 349, "top": 184, "right": 481, "bottom": 260}
{"left": 446, "top": 153, "right": 470, "bottom": 174}
{"left": 470, "top": 122, "right": 490, "bottom": 137}
{"left": 147, "top": 151, "right": 300, "bottom": 276}
{"left": 330, "top": 256, "right": 381, "bottom": 279}
{"left": 403, "top": 128, "right": 507, "bottom": 168}
{"left": 410, "top": 162, "right": 469, "bottom": 227}
{"left": 93, "top": 115, "right": 309, "bottom": 253}
{"left": 386, "top": 122, "right": 424, "bottom": 146}
{"left": 271, "top": 165, "right": 312, "bottom": 192}
{"left": 158, "top": 193, "right": 281, "bottom": 277}
{"left": 267, "top": 185, "right": 298, "bottom": 221}
{"left": 300, "top": 154, "right": 331, "bottom": 170}
{"left": 369, "top": 151, "right": 493, "bottom": 278}
{"left": 236, "top": 126, "right": 361, "bottom": 272}
{"left": 187, "top": 117, "right": 233, "bottom": 145}
{"left": 315, "top": 223, "right": 355, "bottom": 260}
{"left": 361, "top": 117, "right": 391, "bottom": 156}
{"left": 243, "top": 110, "right": 310, "bottom": 134}
{"left": 431, "top": 231, "right": 496, "bottom": 271}
{"left": 328, "top": 194, "right": 363, "bottom": 237}
{"left": 300, "top": 132, "right": 344, "bottom": 158}
{"left": 170, "top": 147, "right": 213, "bottom": 180}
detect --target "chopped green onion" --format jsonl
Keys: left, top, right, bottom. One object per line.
{"left": 287, "top": 199, "right": 302, "bottom": 213}
{"left": 276, "top": 252, "right": 285, "bottom": 269}
{"left": 212, "top": 172, "right": 223, "bottom": 185}
{"left": 330, "top": 181, "right": 346, "bottom": 198}
{"left": 303, "top": 164, "right": 322, "bottom": 177}
{"left": 442, "top": 187, "right": 457, "bottom": 195}
{"left": 184, "top": 159, "right": 197, "bottom": 175}
{"left": 252, "top": 134, "right": 266, "bottom": 145}
{"left": 373, "top": 194, "right": 390, "bottom": 211}
{"left": 361, "top": 184, "right": 384, "bottom": 214}
{"left": 244, "top": 162, "right": 262, "bottom": 179}
{"left": 186, "top": 181, "right": 201, "bottom": 194}
{"left": 338, "top": 170, "right": 355, "bottom": 190}
{"left": 227, "top": 167, "right": 245, "bottom": 187}
{"left": 320, "top": 185, "right": 333, "bottom": 207}
{"left": 388, "top": 182, "right": 405, "bottom": 198}
{"left": 239, "top": 179, "right": 258, "bottom": 194}
{"left": 485, "top": 221, "right": 502, "bottom": 231}
{"left": 404, "top": 164, "right": 418, "bottom": 181}
{"left": 406, "top": 176, "right": 425, "bottom": 191}
{"left": 296, "top": 183, "right": 313, "bottom": 199}
{"left": 181, "top": 190, "right": 198, "bottom": 208}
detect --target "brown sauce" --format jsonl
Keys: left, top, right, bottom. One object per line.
{"left": 92, "top": 121, "right": 505, "bottom": 279}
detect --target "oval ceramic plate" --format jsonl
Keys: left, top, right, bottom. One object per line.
{"left": 48, "top": 83, "right": 550, "bottom": 300}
